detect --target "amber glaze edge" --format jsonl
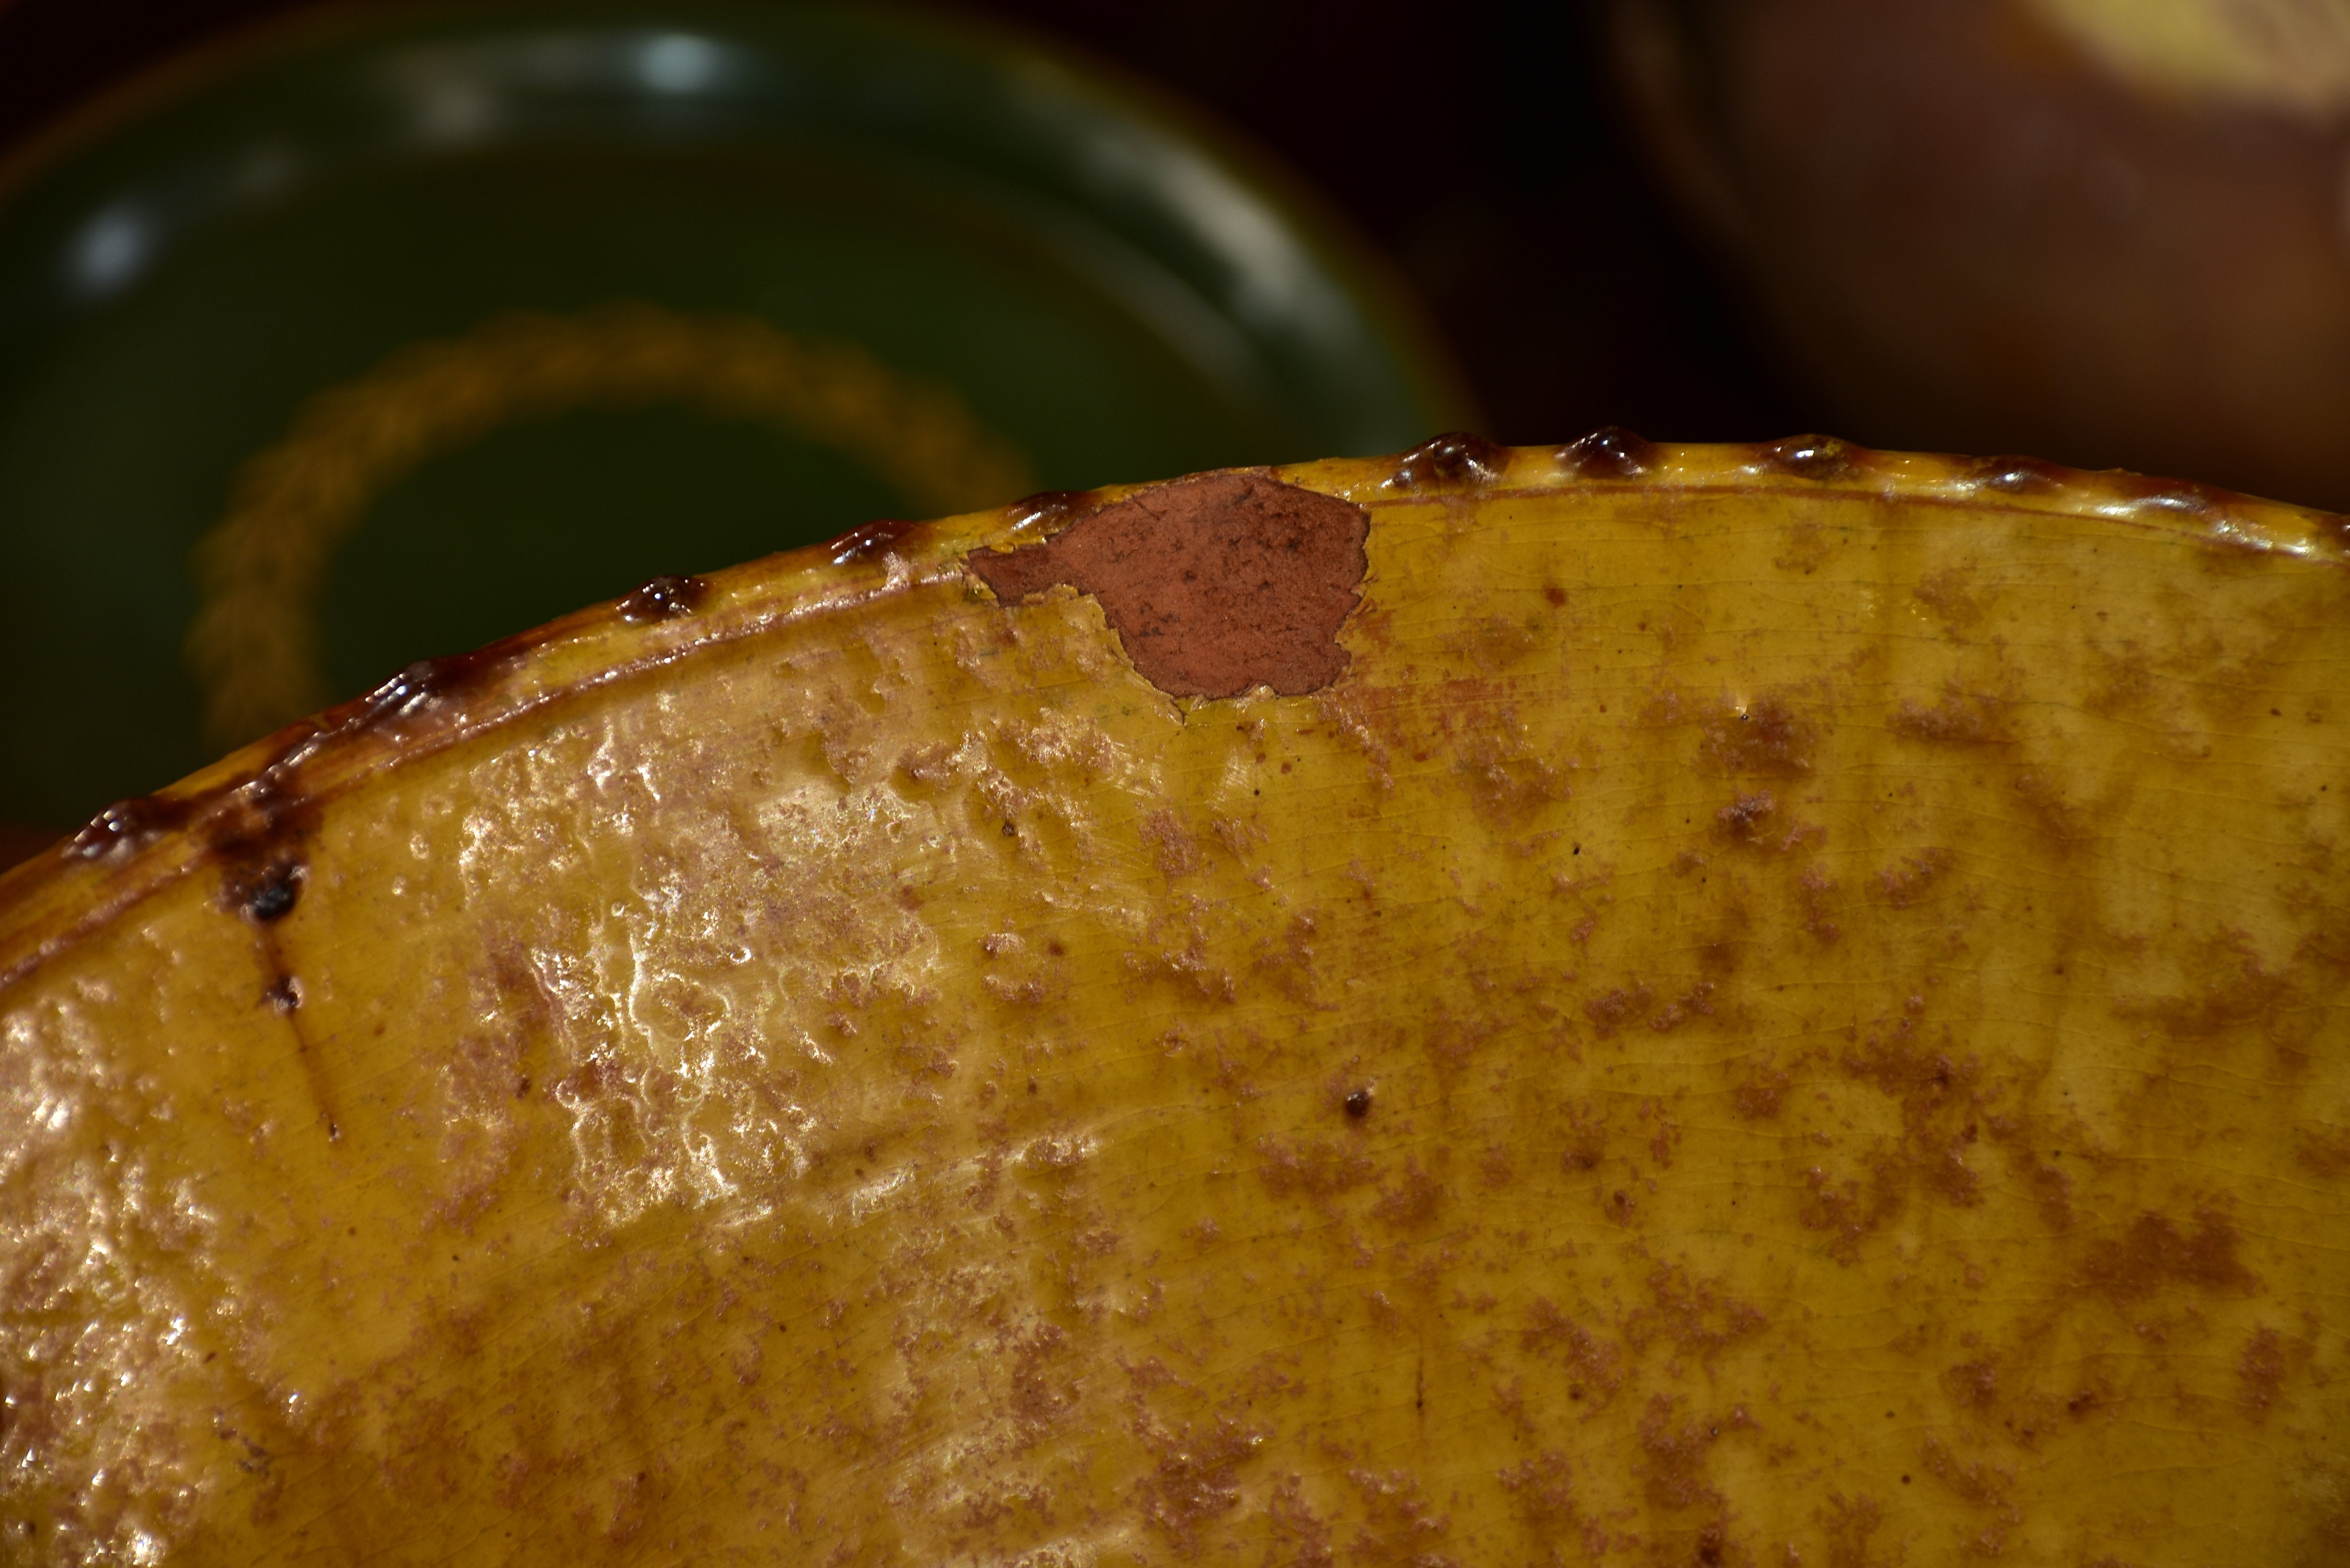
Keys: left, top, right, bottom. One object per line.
{"left": 0, "top": 432, "right": 2339, "bottom": 994}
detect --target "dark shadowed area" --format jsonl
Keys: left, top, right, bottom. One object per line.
{"left": 0, "top": 0, "right": 1815, "bottom": 450}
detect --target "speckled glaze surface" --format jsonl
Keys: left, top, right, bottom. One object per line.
{"left": 2, "top": 436, "right": 2347, "bottom": 1563}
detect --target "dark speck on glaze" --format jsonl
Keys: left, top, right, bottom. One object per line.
{"left": 1561, "top": 426, "right": 1658, "bottom": 479}
{"left": 617, "top": 573, "right": 709, "bottom": 621}
{"left": 1344, "top": 1088, "right": 1373, "bottom": 1119}
{"left": 1389, "top": 432, "right": 1507, "bottom": 490}
{"left": 229, "top": 859, "right": 304, "bottom": 924}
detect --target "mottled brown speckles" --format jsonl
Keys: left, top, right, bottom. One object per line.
{"left": 2011, "top": 771, "right": 2088, "bottom": 844}
{"left": 1817, "top": 1492, "right": 1887, "bottom": 1568}
{"left": 1798, "top": 867, "right": 1843, "bottom": 944}
{"left": 1370, "top": 1158, "right": 1445, "bottom": 1231}
{"left": 1254, "top": 912, "right": 1322, "bottom": 1003}
{"left": 1773, "top": 520, "right": 1839, "bottom": 574}
{"left": 1943, "top": 1359, "right": 1999, "bottom": 1411}
{"left": 2080, "top": 1209, "right": 2255, "bottom": 1301}
{"left": 1714, "top": 791, "right": 1777, "bottom": 842}
{"left": 1522, "top": 1299, "right": 1626, "bottom": 1406}
{"left": 1495, "top": 1449, "right": 1579, "bottom": 1527}
{"left": 2117, "top": 928, "right": 2308, "bottom": 1045}
{"left": 1911, "top": 566, "right": 1990, "bottom": 630}
{"left": 1732, "top": 1062, "right": 1789, "bottom": 1121}
{"left": 1875, "top": 849, "right": 1954, "bottom": 909}
{"left": 1888, "top": 689, "right": 2006, "bottom": 747}
{"left": 1584, "top": 982, "right": 1654, "bottom": 1040}
{"left": 1625, "top": 1264, "right": 1766, "bottom": 1365}
{"left": 1700, "top": 695, "right": 1817, "bottom": 775}
{"left": 1802, "top": 1165, "right": 1902, "bottom": 1265}
{"left": 2018, "top": 1154, "right": 2077, "bottom": 1229}
{"left": 1257, "top": 1135, "right": 1376, "bottom": 1200}
{"left": 1139, "top": 810, "right": 1205, "bottom": 880}
{"left": 1560, "top": 1102, "right": 1608, "bottom": 1172}
{"left": 2239, "top": 1327, "right": 2289, "bottom": 1416}
{"left": 1133, "top": 1414, "right": 1264, "bottom": 1552}
{"left": 1918, "top": 1435, "right": 2020, "bottom": 1551}
{"left": 1006, "top": 1320, "right": 1075, "bottom": 1431}
{"left": 2087, "top": 645, "right": 2158, "bottom": 719}
{"left": 1634, "top": 1393, "right": 1752, "bottom": 1555}
{"left": 1446, "top": 614, "right": 1540, "bottom": 674}
{"left": 1646, "top": 984, "right": 1714, "bottom": 1034}
{"left": 1263, "top": 1475, "right": 1334, "bottom": 1566}
{"left": 1344, "top": 1467, "right": 1459, "bottom": 1568}
{"left": 432, "top": 1011, "right": 534, "bottom": 1227}
{"left": 2295, "top": 1122, "right": 2350, "bottom": 1177}
{"left": 1454, "top": 725, "right": 1573, "bottom": 824}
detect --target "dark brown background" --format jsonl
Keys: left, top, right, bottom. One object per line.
{"left": 0, "top": 0, "right": 1817, "bottom": 451}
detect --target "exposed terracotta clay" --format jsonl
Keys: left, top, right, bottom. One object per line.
{"left": 966, "top": 473, "right": 1369, "bottom": 699}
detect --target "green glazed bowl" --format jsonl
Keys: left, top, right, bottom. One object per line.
{"left": 0, "top": 0, "right": 1468, "bottom": 831}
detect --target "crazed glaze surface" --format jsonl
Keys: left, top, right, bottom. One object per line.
{"left": 2, "top": 437, "right": 2348, "bottom": 1563}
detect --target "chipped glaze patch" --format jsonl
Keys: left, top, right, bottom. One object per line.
{"left": 965, "top": 472, "right": 1370, "bottom": 699}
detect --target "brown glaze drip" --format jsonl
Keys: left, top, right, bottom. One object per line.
{"left": 68, "top": 794, "right": 197, "bottom": 861}
{"left": 2109, "top": 474, "right": 2225, "bottom": 517}
{"left": 352, "top": 652, "right": 512, "bottom": 737}
{"left": 1561, "top": 426, "right": 1658, "bottom": 479}
{"left": 1969, "top": 456, "right": 2067, "bottom": 495}
{"left": 1344, "top": 1088, "right": 1373, "bottom": 1119}
{"left": 1004, "top": 490, "right": 1093, "bottom": 534}
{"left": 825, "top": 520, "right": 925, "bottom": 567}
{"left": 200, "top": 755, "right": 325, "bottom": 869}
{"left": 1388, "top": 432, "right": 1507, "bottom": 490}
{"left": 227, "top": 859, "right": 304, "bottom": 924}
{"left": 617, "top": 573, "right": 710, "bottom": 621}
{"left": 966, "top": 473, "right": 1370, "bottom": 700}
{"left": 1756, "top": 435, "right": 1859, "bottom": 482}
